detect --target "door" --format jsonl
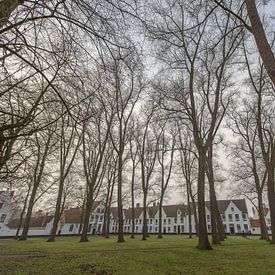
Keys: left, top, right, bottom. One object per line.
{"left": 229, "top": 224, "right": 235, "bottom": 235}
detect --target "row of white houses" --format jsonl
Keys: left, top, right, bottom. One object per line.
{"left": 0, "top": 190, "right": 271, "bottom": 237}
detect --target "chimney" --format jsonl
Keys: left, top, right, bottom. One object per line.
{"left": 136, "top": 203, "right": 140, "bottom": 208}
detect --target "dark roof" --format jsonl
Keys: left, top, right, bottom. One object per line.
{"left": 91, "top": 201, "right": 101, "bottom": 211}
{"left": 147, "top": 206, "right": 158, "bottom": 218}
{"left": 231, "top": 199, "right": 248, "bottom": 213}
{"left": 7, "top": 215, "right": 53, "bottom": 229}
{"left": 110, "top": 207, "right": 119, "bottom": 219}
{"left": 125, "top": 207, "right": 143, "bottom": 219}
{"left": 123, "top": 209, "right": 132, "bottom": 220}
{"left": 163, "top": 205, "right": 181, "bottom": 217}
{"left": 204, "top": 199, "right": 248, "bottom": 214}
{"left": 63, "top": 207, "right": 83, "bottom": 223}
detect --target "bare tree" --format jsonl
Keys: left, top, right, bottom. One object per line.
{"left": 228, "top": 101, "right": 269, "bottom": 240}
{"left": 243, "top": 43, "right": 275, "bottom": 243}
{"left": 146, "top": 0, "right": 243, "bottom": 249}
{"left": 135, "top": 105, "right": 158, "bottom": 241}
{"left": 108, "top": 50, "right": 143, "bottom": 243}
{"left": 215, "top": 0, "right": 275, "bottom": 86}
{"left": 19, "top": 128, "right": 55, "bottom": 240}
{"left": 156, "top": 122, "right": 175, "bottom": 239}
{"left": 47, "top": 114, "right": 82, "bottom": 242}
{"left": 178, "top": 126, "right": 199, "bottom": 238}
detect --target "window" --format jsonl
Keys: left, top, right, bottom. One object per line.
{"left": 100, "top": 216, "right": 103, "bottom": 221}
{"left": 149, "top": 226, "right": 152, "bottom": 232}
{"left": 235, "top": 214, "right": 240, "bottom": 221}
{"left": 155, "top": 219, "right": 158, "bottom": 224}
{"left": 180, "top": 217, "right": 184, "bottom": 223}
{"left": 222, "top": 214, "right": 226, "bottom": 221}
{"left": 181, "top": 225, "right": 184, "bottom": 232}
{"left": 223, "top": 224, "right": 227, "bottom": 232}
{"left": 242, "top": 213, "right": 247, "bottom": 221}
{"left": 231, "top": 207, "right": 234, "bottom": 212}
{"left": 97, "top": 208, "right": 101, "bottom": 213}
{"left": 135, "top": 226, "right": 138, "bottom": 232}
{"left": 208, "top": 224, "right": 211, "bottom": 231}
{"left": 69, "top": 224, "right": 74, "bottom": 232}
{"left": 139, "top": 219, "right": 141, "bottom": 224}
{"left": 149, "top": 219, "right": 152, "bottom": 224}
{"left": 237, "top": 224, "right": 241, "bottom": 233}
{"left": 244, "top": 224, "right": 248, "bottom": 231}
{"left": 228, "top": 214, "right": 232, "bottom": 221}
{"left": 0, "top": 203, "right": 3, "bottom": 209}
{"left": 174, "top": 217, "right": 177, "bottom": 223}
{"left": 163, "top": 219, "right": 166, "bottom": 224}
{"left": 0, "top": 214, "right": 7, "bottom": 223}
{"left": 207, "top": 215, "right": 210, "bottom": 222}
{"left": 168, "top": 218, "right": 171, "bottom": 224}
{"left": 168, "top": 227, "right": 170, "bottom": 232}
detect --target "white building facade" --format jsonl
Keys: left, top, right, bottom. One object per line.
{"left": 0, "top": 193, "right": 253, "bottom": 237}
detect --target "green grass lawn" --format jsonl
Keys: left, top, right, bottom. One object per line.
{"left": 0, "top": 235, "right": 274, "bottom": 274}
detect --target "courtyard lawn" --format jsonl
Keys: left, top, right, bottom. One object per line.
{"left": 0, "top": 235, "right": 274, "bottom": 274}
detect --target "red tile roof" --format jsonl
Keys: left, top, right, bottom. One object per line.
{"left": 250, "top": 219, "right": 261, "bottom": 228}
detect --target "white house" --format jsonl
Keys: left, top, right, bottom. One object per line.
{"left": 4, "top": 212, "right": 54, "bottom": 236}
{"left": 250, "top": 204, "right": 271, "bottom": 235}
{"left": 60, "top": 201, "right": 105, "bottom": 235}
{"left": 106, "top": 199, "right": 251, "bottom": 235}
{"left": 0, "top": 194, "right": 253, "bottom": 237}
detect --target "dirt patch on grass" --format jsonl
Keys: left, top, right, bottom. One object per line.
{"left": 79, "top": 263, "right": 112, "bottom": 274}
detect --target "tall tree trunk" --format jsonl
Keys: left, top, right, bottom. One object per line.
{"left": 207, "top": 145, "right": 224, "bottom": 243}
{"left": 19, "top": 184, "right": 39, "bottom": 240}
{"left": 245, "top": 0, "right": 275, "bottom": 86}
{"left": 117, "top": 151, "right": 125, "bottom": 243}
{"left": 130, "top": 165, "right": 135, "bottom": 238}
{"left": 142, "top": 192, "right": 148, "bottom": 240}
{"left": 187, "top": 185, "right": 192, "bottom": 238}
{"left": 209, "top": 184, "right": 220, "bottom": 245}
{"left": 266, "top": 162, "right": 275, "bottom": 244}
{"left": 78, "top": 198, "right": 86, "bottom": 235}
{"left": 189, "top": 189, "right": 198, "bottom": 237}
{"left": 130, "top": 191, "right": 135, "bottom": 239}
{"left": 15, "top": 185, "right": 31, "bottom": 239}
{"left": 80, "top": 192, "right": 93, "bottom": 242}
{"left": 258, "top": 193, "right": 269, "bottom": 241}
{"left": 158, "top": 196, "right": 163, "bottom": 239}
{"left": 47, "top": 177, "right": 64, "bottom": 242}
{"left": 106, "top": 172, "right": 115, "bottom": 239}
{"left": 197, "top": 147, "right": 212, "bottom": 250}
